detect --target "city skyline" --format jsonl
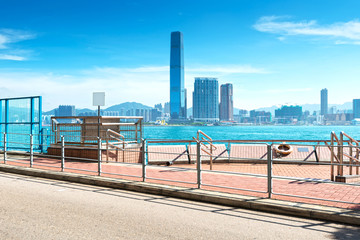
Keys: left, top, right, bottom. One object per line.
{"left": 1, "top": 1, "right": 360, "bottom": 111}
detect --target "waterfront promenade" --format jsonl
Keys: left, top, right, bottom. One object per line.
{"left": 1, "top": 152, "right": 359, "bottom": 210}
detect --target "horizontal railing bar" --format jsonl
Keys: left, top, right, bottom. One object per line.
{"left": 63, "top": 156, "right": 98, "bottom": 162}
{"left": 202, "top": 169, "right": 267, "bottom": 178}
{"left": 0, "top": 95, "right": 41, "bottom": 101}
{"left": 32, "top": 153, "right": 62, "bottom": 159}
{"left": 3, "top": 158, "right": 29, "bottom": 164}
{"left": 32, "top": 163, "right": 61, "bottom": 169}
{"left": 0, "top": 122, "right": 41, "bottom": 125}
{"left": 103, "top": 161, "right": 142, "bottom": 166}
{"left": 4, "top": 141, "right": 31, "bottom": 145}
{"left": 147, "top": 140, "right": 196, "bottom": 143}
{"left": 146, "top": 165, "right": 196, "bottom": 171}
{"left": 272, "top": 159, "right": 360, "bottom": 167}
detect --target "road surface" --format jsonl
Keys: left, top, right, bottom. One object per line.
{"left": 0, "top": 172, "right": 359, "bottom": 239}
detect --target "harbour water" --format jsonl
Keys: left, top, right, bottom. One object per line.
{"left": 144, "top": 125, "right": 360, "bottom": 141}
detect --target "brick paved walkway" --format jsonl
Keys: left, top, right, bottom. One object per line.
{"left": 2, "top": 154, "right": 360, "bottom": 210}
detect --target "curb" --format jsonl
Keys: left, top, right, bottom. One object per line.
{"left": 0, "top": 164, "right": 359, "bottom": 226}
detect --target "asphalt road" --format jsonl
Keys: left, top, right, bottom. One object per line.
{"left": 0, "top": 172, "right": 359, "bottom": 240}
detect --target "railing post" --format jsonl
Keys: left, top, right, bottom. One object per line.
{"left": 30, "top": 134, "right": 33, "bottom": 167}
{"left": 340, "top": 132, "right": 344, "bottom": 176}
{"left": 106, "top": 139, "right": 109, "bottom": 163}
{"left": 228, "top": 141, "right": 231, "bottom": 163}
{"left": 267, "top": 144, "right": 273, "bottom": 198}
{"left": 98, "top": 137, "right": 102, "bottom": 176}
{"left": 330, "top": 132, "right": 334, "bottom": 181}
{"left": 142, "top": 138, "right": 146, "bottom": 182}
{"left": 197, "top": 140, "right": 202, "bottom": 189}
{"left": 3, "top": 132, "right": 7, "bottom": 164}
{"left": 61, "top": 136, "right": 65, "bottom": 171}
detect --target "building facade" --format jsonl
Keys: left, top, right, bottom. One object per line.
{"left": 321, "top": 88, "right": 328, "bottom": 116}
{"left": 55, "top": 105, "right": 75, "bottom": 117}
{"left": 219, "top": 83, "right": 233, "bottom": 121}
{"left": 275, "top": 105, "right": 302, "bottom": 124}
{"left": 170, "top": 31, "right": 186, "bottom": 120}
{"left": 353, "top": 99, "right": 360, "bottom": 119}
{"left": 249, "top": 110, "right": 271, "bottom": 124}
{"left": 192, "top": 77, "right": 219, "bottom": 122}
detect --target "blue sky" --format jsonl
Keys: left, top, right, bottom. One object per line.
{"left": 1, "top": 0, "right": 360, "bottom": 111}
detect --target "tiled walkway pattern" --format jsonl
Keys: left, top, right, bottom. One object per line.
{"left": 3, "top": 151, "right": 359, "bottom": 210}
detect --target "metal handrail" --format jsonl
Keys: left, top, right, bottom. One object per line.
{"left": 196, "top": 130, "right": 216, "bottom": 170}
{"left": 106, "top": 129, "right": 127, "bottom": 162}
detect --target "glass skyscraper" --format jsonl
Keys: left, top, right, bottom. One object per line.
{"left": 353, "top": 99, "right": 360, "bottom": 119}
{"left": 193, "top": 77, "right": 219, "bottom": 122}
{"left": 219, "top": 83, "right": 233, "bottom": 121}
{"left": 170, "top": 31, "right": 186, "bottom": 120}
{"left": 320, "top": 88, "right": 328, "bottom": 116}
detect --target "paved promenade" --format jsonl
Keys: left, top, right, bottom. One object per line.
{"left": 2, "top": 153, "right": 359, "bottom": 210}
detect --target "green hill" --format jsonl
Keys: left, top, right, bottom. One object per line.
{"left": 105, "top": 102, "right": 152, "bottom": 112}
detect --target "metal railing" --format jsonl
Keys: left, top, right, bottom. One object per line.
{"left": 0, "top": 131, "right": 359, "bottom": 209}
{"left": 51, "top": 116, "right": 143, "bottom": 144}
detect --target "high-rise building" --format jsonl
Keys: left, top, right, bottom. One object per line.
{"left": 154, "top": 103, "right": 163, "bottom": 112}
{"left": 249, "top": 110, "right": 272, "bottom": 124}
{"left": 219, "top": 83, "right": 233, "bottom": 121}
{"left": 321, "top": 88, "right": 328, "bottom": 116}
{"left": 170, "top": 31, "right": 186, "bottom": 120}
{"left": 164, "top": 102, "right": 170, "bottom": 114}
{"left": 55, "top": 105, "right": 75, "bottom": 117}
{"left": 353, "top": 99, "right": 360, "bottom": 119}
{"left": 55, "top": 105, "right": 76, "bottom": 123}
{"left": 275, "top": 105, "right": 302, "bottom": 118}
{"left": 192, "top": 77, "right": 219, "bottom": 122}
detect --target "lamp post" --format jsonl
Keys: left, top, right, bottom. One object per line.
{"left": 93, "top": 92, "right": 105, "bottom": 138}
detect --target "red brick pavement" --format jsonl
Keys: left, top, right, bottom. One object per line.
{"left": 2, "top": 155, "right": 359, "bottom": 210}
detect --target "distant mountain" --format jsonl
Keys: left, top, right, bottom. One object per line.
{"left": 105, "top": 102, "right": 152, "bottom": 112}
{"left": 76, "top": 108, "right": 95, "bottom": 115}
{"left": 43, "top": 108, "right": 95, "bottom": 116}
{"left": 43, "top": 109, "right": 56, "bottom": 115}
{"left": 43, "top": 102, "right": 153, "bottom": 116}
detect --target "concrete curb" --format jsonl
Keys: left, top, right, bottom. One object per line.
{"left": 0, "top": 164, "right": 359, "bottom": 226}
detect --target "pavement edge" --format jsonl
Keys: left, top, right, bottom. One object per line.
{"left": 0, "top": 164, "right": 359, "bottom": 226}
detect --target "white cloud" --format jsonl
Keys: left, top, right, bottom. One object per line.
{"left": 0, "top": 28, "right": 35, "bottom": 60}
{"left": 254, "top": 16, "right": 360, "bottom": 44}
{"left": 0, "top": 64, "right": 266, "bottom": 111}
{"left": 0, "top": 54, "right": 26, "bottom": 61}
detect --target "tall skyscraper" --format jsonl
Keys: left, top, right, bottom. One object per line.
{"left": 192, "top": 77, "right": 219, "bottom": 122}
{"left": 320, "top": 88, "right": 328, "bottom": 116}
{"left": 353, "top": 99, "right": 360, "bottom": 119}
{"left": 219, "top": 83, "right": 233, "bottom": 121}
{"left": 170, "top": 31, "right": 186, "bottom": 120}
